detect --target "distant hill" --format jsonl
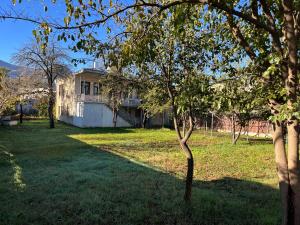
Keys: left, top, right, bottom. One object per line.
{"left": 0, "top": 59, "right": 25, "bottom": 78}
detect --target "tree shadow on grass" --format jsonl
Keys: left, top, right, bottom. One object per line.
{"left": 240, "top": 137, "right": 273, "bottom": 145}
{"left": 0, "top": 121, "right": 281, "bottom": 225}
{"left": 7, "top": 120, "right": 135, "bottom": 134}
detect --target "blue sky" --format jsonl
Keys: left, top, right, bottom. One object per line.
{"left": 0, "top": 0, "right": 109, "bottom": 69}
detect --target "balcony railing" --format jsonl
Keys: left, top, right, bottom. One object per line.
{"left": 75, "top": 94, "right": 141, "bottom": 107}
{"left": 122, "top": 99, "right": 141, "bottom": 107}
{"left": 75, "top": 94, "right": 107, "bottom": 103}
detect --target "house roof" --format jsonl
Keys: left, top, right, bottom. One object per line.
{"left": 75, "top": 68, "right": 107, "bottom": 76}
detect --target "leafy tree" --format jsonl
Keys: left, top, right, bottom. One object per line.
{"left": 121, "top": 9, "right": 213, "bottom": 201}
{"left": 34, "top": 96, "right": 49, "bottom": 117}
{"left": 97, "top": 43, "right": 138, "bottom": 127}
{"left": 139, "top": 85, "right": 170, "bottom": 128}
{"left": 214, "top": 69, "right": 269, "bottom": 144}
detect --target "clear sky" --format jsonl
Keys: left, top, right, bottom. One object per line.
{"left": 0, "top": 0, "right": 109, "bottom": 69}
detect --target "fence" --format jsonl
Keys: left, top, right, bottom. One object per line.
{"left": 194, "top": 113, "right": 272, "bottom": 138}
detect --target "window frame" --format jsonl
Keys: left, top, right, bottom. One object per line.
{"left": 93, "top": 82, "right": 100, "bottom": 96}
{"left": 81, "top": 81, "right": 91, "bottom": 95}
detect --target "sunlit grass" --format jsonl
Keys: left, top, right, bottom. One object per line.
{"left": 0, "top": 120, "right": 280, "bottom": 225}
{"left": 0, "top": 146, "right": 26, "bottom": 190}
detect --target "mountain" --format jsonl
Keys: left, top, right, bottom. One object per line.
{"left": 0, "top": 59, "right": 24, "bottom": 78}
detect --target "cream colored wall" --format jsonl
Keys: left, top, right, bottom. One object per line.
{"left": 55, "top": 71, "right": 140, "bottom": 127}
{"left": 56, "top": 75, "right": 75, "bottom": 119}
{"left": 74, "top": 72, "right": 103, "bottom": 95}
{"left": 56, "top": 72, "right": 105, "bottom": 121}
{"left": 73, "top": 102, "right": 131, "bottom": 127}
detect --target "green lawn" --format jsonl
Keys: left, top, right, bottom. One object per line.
{"left": 0, "top": 120, "right": 280, "bottom": 225}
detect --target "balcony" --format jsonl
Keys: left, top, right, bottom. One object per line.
{"left": 122, "top": 99, "right": 141, "bottom": 107}
{"left": 75, "top": 94, "right": 107, "bottom": 103}
{"left": 75, "top": 94, "right": 141, "bottom": 107}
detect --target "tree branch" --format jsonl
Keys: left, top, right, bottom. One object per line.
{"left": 226, "top": 13, "right": 257, "bottom": 60}
{"left": 259, "top": 0, "right": 283, "bottom": 54}
{"left": 182, "top": 111, "right": 194, "bottom": 143}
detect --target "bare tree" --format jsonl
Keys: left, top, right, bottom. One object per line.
{"left": 15, "top": 70, "right": 48, "bottom": 123}
{"left": 12, "top": 41, "right": 70, "bottom": 128}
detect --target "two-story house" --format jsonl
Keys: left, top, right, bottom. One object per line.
{"left": 56, "top": 68, "right": 170, "bottom": 128}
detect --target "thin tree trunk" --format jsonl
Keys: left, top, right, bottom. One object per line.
{"left": 173, "top": 115, "right": 194, "bottom": 202}
{"left": 112, "top": 108, "right": 117, "bottom": 128}
{"left": 233, "top": 125, "right": 242, "bottom": 145}
{"left": 19, "top": 103, "right": 23, "bottom": 124}
{"left": 180, "top": 141, "right": 193, "bottom": 202}
{"left": 182, "top": 116, "right": 186, "bottom": 137}
{"left": 257, "top": 120, "right": 260, "bottom": 137}
{"left": 232, "top": 114, "right": 236, "bottom": 144}
{"left": 48, "top": 88, "right": 55, "bottom": 129}
{"left": 167, "top": 77, "right": 194, "bottom": 203}
{"left": 211, "top": 112, "right": 214, "bottom": 136}
{"left": 143, "top": 115, "right": 147, "bottom": 128}
{"left": 246, "top": 121, "right": 249, "bottom": 142}
{"left": 142, "top": 110, "right": 147, "bottom": 128}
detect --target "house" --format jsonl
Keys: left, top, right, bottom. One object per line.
{"left": 56, "top": 68, "right": 171, "bottom": 128}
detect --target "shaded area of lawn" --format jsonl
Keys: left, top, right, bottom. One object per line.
{"left": 0, "top": 120, "right": 280, "bottom": 225}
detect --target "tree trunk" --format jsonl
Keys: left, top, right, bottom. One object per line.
{"left": 211, "top": 113, "right": 214, "bottom": 136}
{"left": 142, "top": 110, "right": 147, "bottom": 128}
{"left": 233, "top": 125, "right": 242, "bottom": 145}
{"left": 246, "top": 122, "right": 249, "bottom": 142}
{"left": 232, "top": 114, "right": 236, "bottom": 144}
{"left": 48, "top": 88, "right": 55, "bottom": 129}
{"left": 19, "top": 103, "right": 23, "bottom": 124}
{"left": 167, "top": 80, "right": 194, "bottom": 203}
{"left": 180, "top": 141, "right": 194, "bottom": 202}
{"left": 273, "top": 121, "right": 290, "bottom": 225}
{"left": 112, "top": 108, "right": 117, "bottom": 128}
{"left": 173, "top": 114, "right": 194, "bottom": 202}
{"left": 143, "top": 115, "right": 147, "bottom": 128}
{"left": 282, "top": 0, "right": 300, "bottom": 223}
{"left": 182, "top": 117, "right": 186, "bottom": 137}
{"left": 287, "top": 119, "right": 300, "bottom": 225}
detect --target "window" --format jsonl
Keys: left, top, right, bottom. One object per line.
{"left": 81, "top": 81, "right": 90, "bottom": 95}
{"left": 93, "top": 83, "right": 101, "bottom": 95}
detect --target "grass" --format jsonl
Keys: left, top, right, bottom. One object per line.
{"left": 0, "top": 120, "right": 280, "bottom": 225}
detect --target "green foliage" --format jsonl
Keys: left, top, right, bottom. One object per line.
{"left": 121, "top": 7, "right": 217, "bottom": 121}
{"left": 175, "top": 73, "right": 212, "bottom": 117}
{"left": 34, "top": 97, "right": 49, "bottom": 117}
{"left": 1, "top": 102, "right": 16, "bottom": 116}
{"left": 213, "top": 67, "right": 270, "bottom": 127}
{"left": 140, "top": 85, "right": 170, "bottom": 116}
